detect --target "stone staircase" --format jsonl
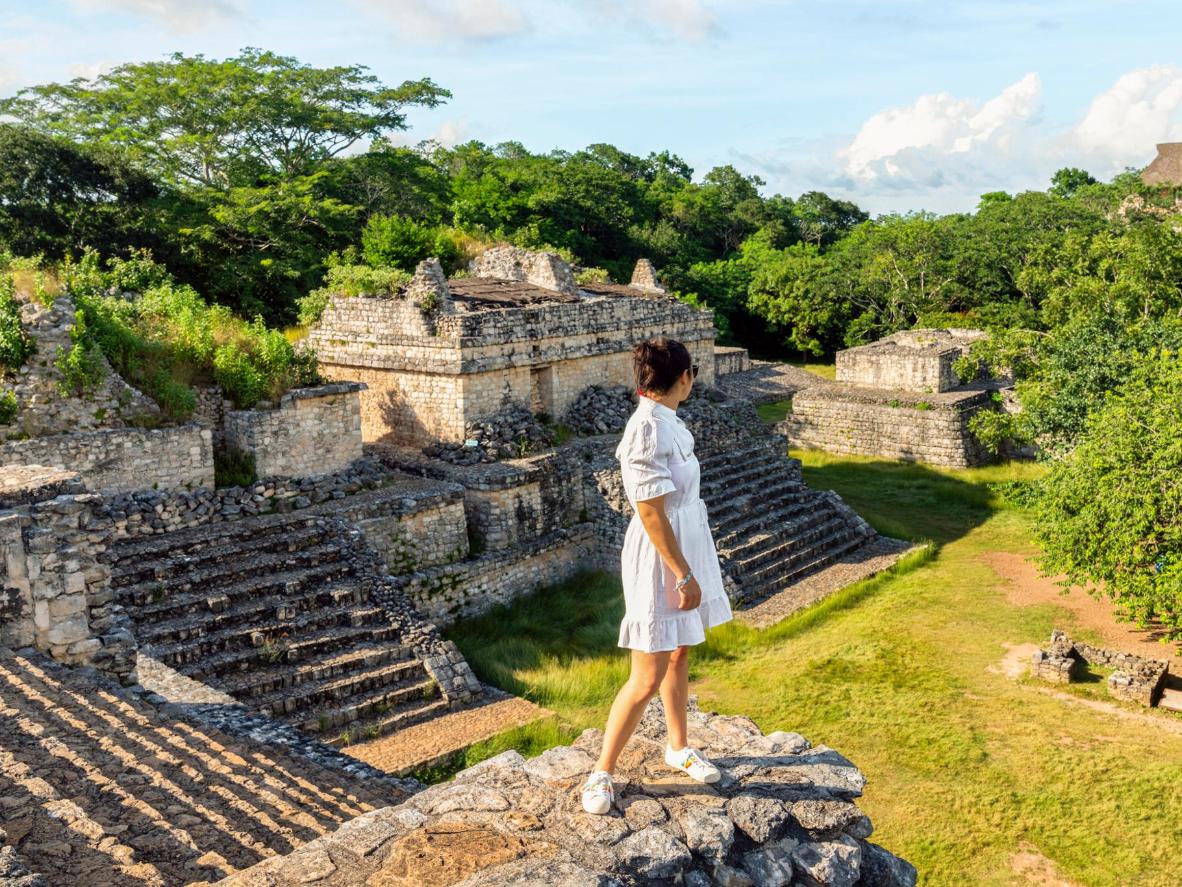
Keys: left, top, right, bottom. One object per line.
{"left": 698, "top": 434, "right": 876, "bottom": 606}
{"left": 110, "top": 511, "right": 450, "bottom": 744}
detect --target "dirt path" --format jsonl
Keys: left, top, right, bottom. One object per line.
{"left": 344, "top": 692, "right": 552, "bottom": 776}
{"left": 982, "top": 551, "right": 1182, "bottom": 667}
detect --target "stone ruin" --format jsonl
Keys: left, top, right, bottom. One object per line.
{"left": 307, "top": 253, "right": 717, "bottom": 447}
{"left": 1031, "top": 629, "right": 1172, "bottom": 708}
{"left": 219, "top": 697, "right": 917, "bottom": 887}
{"left": 0, "top": 245, "right": 920, "bottom": 884}
{"left": 780, "top": 329, "right": 1003, "bottom": 469}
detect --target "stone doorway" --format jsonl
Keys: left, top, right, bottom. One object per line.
{"left": 529, "top": 365, "right": 555, "bottom": 417}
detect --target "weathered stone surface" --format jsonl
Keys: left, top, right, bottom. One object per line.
{"left": 612, "top": 826, "right": 692, "bottom": 879}
{"left": 365, "top": 821, "right": 544, "bottom": 887}
{"left": 222, "top": 697, "right": 914, "bottom": 887}
{"left": 859, "top": 840, "right": 919, "bottom": 887}
{"left": 792, "top": 834, "right": 863, "bottom": 887}
{"left": 726, "top": 794, "right": 790, "bottom": 842}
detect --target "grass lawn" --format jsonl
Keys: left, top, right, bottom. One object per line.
{"left": 756, "top": 399, "right": 792, "bottom": 423}
{"left": 789, "top": 361, "right": 837, "bottom": 380}
{"left": 445, "top": 453, "right": 1182, "bottom": 886}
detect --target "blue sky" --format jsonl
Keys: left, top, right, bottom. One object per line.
{"left": 2, "top": 0, "right": 1180, "bottom": 214}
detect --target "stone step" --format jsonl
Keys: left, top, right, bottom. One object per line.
{"left": 184, "top": 623, "right": 406, "bottom": 683}
{"left": 324, "top": 698, "right": 454, "bottom": 747}
{"left": 713, "top": 494, "right": 819, "bottom": 547}
{"left": 706, "top": 477, "right": 812, "bottom": 527}
{"left": 146, "top": 597, "right": 384, "bottom": 664}
{"left": 698, "top": 452, "right": 789, "bottom": 496}
{"left": 734, "top": 532, "right": 869, "bottom": 602}
{"left": 246, "top": 654, "right": 430, "bottom": 718}
{"left": 139, "top": 582, "right": 368, "bottom": 647}
{"left": 127, "top": 561, "right": 356, "bottom": 623}
{"left": 717, "top": 505, "right": 834, "bottom": 561}
{"left": 212, "top": 643, "right": 414, "bottom": 701}
{"left": 111, "top": 512, "right": 325, "bottom": 564}
{"left": 116, "top": 540, "right": 349, "bottom": 605}
{"left": 724, "top": 514, "right": 852, "bottom": 574}
{"left": 109, "top": 520, "right": 340, "bottom": 591}
{"left": 1158, "top": 687, "right": 1182, "bottom": 713}
{"left": 295, "top": 674, "right": 441, "bottom": 734}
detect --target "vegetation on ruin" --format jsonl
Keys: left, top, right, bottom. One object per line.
{"left": 448, "top": 453, "right": 1182, "bottom": 886}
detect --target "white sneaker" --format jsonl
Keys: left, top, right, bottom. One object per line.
{"left": 664, "top": 744, "right": 721, "bottom": 783}
{"left": 580, "top": 769, "right": 614, "bottom": 815}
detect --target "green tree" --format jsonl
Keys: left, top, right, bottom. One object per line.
{"left": 1034, "top": 350, "right": 1182, "bottom": 635}
{"left": 0, "top": 48, "right": 450, "bottom": 188}
{"left": 1049, "top": 167, "right": 1098, "bottom": 199}
{"left": 0, "top": 125, "right": 159, "bottom": 259}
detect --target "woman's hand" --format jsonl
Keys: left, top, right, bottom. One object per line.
{"left": 676, "top": 575, "right": 702, "bottom": 610}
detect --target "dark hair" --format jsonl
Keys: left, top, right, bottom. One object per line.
{"left": 633, "top": 337, "right": 692, "bottom": 394}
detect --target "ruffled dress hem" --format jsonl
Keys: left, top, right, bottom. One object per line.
{"left": 617, "top": 595, "right": 733, "bottom": 653}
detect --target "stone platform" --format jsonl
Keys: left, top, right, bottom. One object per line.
{"left": 779, "top": 383, "right": 994, "bottom": 469}
{"left": 217, "top": 697, "right": 917, "bottom": 887}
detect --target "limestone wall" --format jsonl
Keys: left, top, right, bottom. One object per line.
{"left": 714, "top": 345, "right": 751, "bottom": 376}
{"left": 224, "top": 383, "right": 364, "bottom": 479}
{"left": 393, "top": 527, "right": 594, "bottom": 628}
{"left": 836, "top": 329, "right": 987, "bottom": 394}
{"left": 0, "top": 424, "right": 214, "bottom": 494}
{"left": 781, "top": 385, "right": 993, "bottom": 468}
{"left": 318, "top": 363, "right": 465, "bottom": 446}
{"left": 328, "top": 486, "right": 470, "bottom": 572}
{"left": 0, "top": 467, "right": 136, "bottom": 682}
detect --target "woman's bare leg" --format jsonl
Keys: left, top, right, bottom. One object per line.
{"left": 595, "top": 649, "right": 672, "bottom": 773}
{"left": 659, "top": 645, "right": 690, "bottom": 749}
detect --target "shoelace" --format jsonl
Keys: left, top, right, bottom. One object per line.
{"left": 680, "top": 749, "right": 707, "bottom": 770}
{"left": 582, "top": 773, "right": 612, "bottom": 795}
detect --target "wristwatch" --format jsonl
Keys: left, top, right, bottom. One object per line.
{"left": 674, "top": 569, "right": 694, "bottom": 590}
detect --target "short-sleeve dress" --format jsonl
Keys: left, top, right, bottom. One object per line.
{"left": 615, "top": 395, "right": 733, "bottom": 652}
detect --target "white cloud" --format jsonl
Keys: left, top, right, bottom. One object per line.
{"left": 1069, "top": 64, "right": 1182, "bottom": 171}
{"left": 351, "top": 0, "right": 529, "bottom": 42}
{"left": 65, "top": 60, "right": 116, "bottom": 82}
{"left": 0, "top": 60, "right": 21, "bottom": 98}
{"left": 607, "top": 0, "right": 719, "bottom": 41}
{"left": 72, "top": 0, "right": 244, "bottom": 31}
{"left": 839, "top": 72, "right": 1042, "bottom": 185}
{"left": 352, "top": 0, "right": 718, "bottom": 43}
{"left": 741, "top": 66, "right": 1182, "bottom": 214}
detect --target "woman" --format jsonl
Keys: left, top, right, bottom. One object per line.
{"left": 581, "top": 336, "right": 734, "bottom": 815}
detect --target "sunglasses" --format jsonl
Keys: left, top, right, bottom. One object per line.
{"left": 689, "top": 364, "right": 699, "bottom": 379}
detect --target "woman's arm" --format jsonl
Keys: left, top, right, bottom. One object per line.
{"left": 636, "top": 496, "right": 703, "bottom": 611}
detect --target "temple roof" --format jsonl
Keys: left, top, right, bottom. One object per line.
{"left": 445, "top": 277, "right": 582, "bottom": 309}
{"left": 1142, "top": 143, "right": 1182, "bottom": 186}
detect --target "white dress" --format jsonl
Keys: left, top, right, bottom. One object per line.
{"left": 615, "top": 395, "right": 733, "bottom": 652}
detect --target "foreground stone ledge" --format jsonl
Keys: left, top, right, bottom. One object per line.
{"left": 218, "top": 697, "right": 916, "bottom": 887}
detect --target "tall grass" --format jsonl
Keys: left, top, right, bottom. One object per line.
{"left": 446, "top": 455, "right": 1181, "bottom": 885}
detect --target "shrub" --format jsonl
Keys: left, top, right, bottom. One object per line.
{"left": 67, "top": 249, "right": 319, "bottom": 412}
{"left": 55, "top": 307, "right": 106, "bottom": 397}
{"left": 296, "top": 255, "right": 411, "bottom": 326}
{"left": 1034, "top": 350, "right": 1182, "bottom": 635}
{"left": 214, "top": 450, "right": 257, "bottom": 488}
{"left": 575, "top": 267, "right": 612, "bottom": 285}
{"left": 0, "top": 390, "right": 17, "bottom": 425}
{"left": 0, "top": 275, "right": 33, "bottom": 370}
{"left": 361, "top": 214, "right": 461, "bottom": 272}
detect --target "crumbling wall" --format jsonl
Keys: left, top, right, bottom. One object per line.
{"left": 223, "top": 382, "right": 365, "bottom": 480}
{"left": 0, "top": 424, "right": 214, "bottom": 494}
{"left": 1032, "top": 629, "right": 1169, "bottom": 706}
{"left": 0, "top": 466, "right": 136, "bottom": 683}
{"left": 835, "top": 329, "right": 987, "bottom": 394}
